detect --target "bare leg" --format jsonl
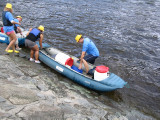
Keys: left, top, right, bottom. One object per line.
{"left": 5, "top": 32, "right": 17, "bottom": 51}
{"left": 30, "top": 49, "right": 34, "bottom": 59}
{"left": 15, "top": 38, "right": 19, "bottom": 49}
{"left": 15, "top": 44, "right": 18, "bottom": 49}
{"left": 35, "top": 50, "right": 39, "bottom": 61}
{"left": 31, "top": 45, "right": 39, "bottom": 61}
{"left": 82, "top": 59, "right": 89, "bottom": 73}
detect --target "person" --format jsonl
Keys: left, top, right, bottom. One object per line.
{"left": 25, "top": 25, "right": 44, "bottom": 63}
{"left": 2, "top": 3, "right": 21, "bottom": 53}
{"left": 75, "top": 34, "right": 99, "bottom": 73}
{"left": 14, "top": 16, "right": 23, "bottom": 50}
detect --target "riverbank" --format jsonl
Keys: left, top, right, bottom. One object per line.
{"left": 0, "top": 43, "right": 156, "bottom": 120}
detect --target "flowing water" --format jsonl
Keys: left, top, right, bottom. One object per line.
{"left": 0, "top": 0, "right": 160, "bottom": 119}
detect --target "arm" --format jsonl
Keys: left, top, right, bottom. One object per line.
{"left": 11, "top": 20, "right": 21, "bottom": 25}
{"left": 17, "top": 26, "right": 22, "bottom": 35}
{"left": 26, "top": 28, "right": 32, "bottom": 36}
{"left": 79, "top": 39, "right": 88, "bottom": 69}
{"left": 79, "top": 51, "right": 86, "bottom": 70}
{"left": 39, "top": 34, "right": 43, "bottom": 49}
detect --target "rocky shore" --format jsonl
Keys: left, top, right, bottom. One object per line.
{"left": 0, "top": 43, "right": 156, "bottom": 120}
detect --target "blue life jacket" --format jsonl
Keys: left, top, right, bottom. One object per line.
{"left": 2, "top": 11, "right": 13, "bottom": 26}
{"left": 26, "top": 28, "right": 41, "bottom": 42}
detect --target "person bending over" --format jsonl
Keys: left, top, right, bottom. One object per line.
{"left": 25, "top": 25, "right": 44, "bottom": 63}
{"left": 75, "top": 34, "right": 99, "bottom": 73}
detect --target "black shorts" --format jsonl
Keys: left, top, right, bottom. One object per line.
{"left": 84, "top": 54, "right": 98, "bottom": 64}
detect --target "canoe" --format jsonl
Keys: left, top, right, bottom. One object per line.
{"left": 39, "top": 45, "right": 127, "bottom": 92}
{"left": 0, "top": 29, "right": 28, "bottom": 46}
{"left": 0, "top": 31, "right": 28, "bottom": 46}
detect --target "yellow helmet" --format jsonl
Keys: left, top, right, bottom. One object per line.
{"left": 16, "top": 16, "right": 22, "bottom": 19}
{"left": 6, "top": 3, "right": 12, "bottom": 9}
{"left": 38, "top": 25, "right": 44, "bottom": 31}
{"left": 75, "top": 34, "right": 82, "bottom": 42}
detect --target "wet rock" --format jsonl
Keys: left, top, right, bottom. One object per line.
{"left": 37, "top": 84, "right": 49, "bottom": 91}
{"left": 0, "top": 96, "right": 6, "bottom": 103}
{"left": 17, "top": 102, "right": 62, "bottom": 119}
{"left": 37, "top": 93, "right": 46, "bottom": 100}
{"left": 125, "top": 110, "right": 155, "bottom": 120}
{"left": 91, "top": 108, "right": 107, "bottom": 118}
{"left": 0, "top": 85, "right": 38, "bottom": 105}
{"left": 37, "top": 90, "right": 55, "bottom": 101}
{"left": 20, "top": 67, "right": 39, "bottom": 77}
{"left": 107, "top": 115, "right": 128, "bottom": 120}
{"left": 0, "top": 78, "right": 16, "bottom": 85}
{"left": 0, "top": 55, "right": 10, "bottom": 61}
{"left": 59, "top": 103, "right": 79, "bottom": 114}
{"left": 0, "top": 112, "right": 12, "bottom": 120}
{"left": 0, "top": 103, "right": 15, "bottom": 111}
{"left": 33, "top": 75, "right": 50, "bottom": 91}
{"left": 63, "top": 98, "right": 72, "bottom": 103}
{"left": 27, "top": 110, "right": 64, "bottom": 120}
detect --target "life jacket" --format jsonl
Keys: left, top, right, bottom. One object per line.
{"left": 2, "top": 11, "right": 13, "bottom": 26}
{"left": 26, "top": 28, "right": 41, "bottom": 42}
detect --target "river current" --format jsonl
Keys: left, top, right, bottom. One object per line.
{"left": 0, "top": 0, "right": 160, "bottom": 119}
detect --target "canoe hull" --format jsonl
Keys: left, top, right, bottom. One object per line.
{"left": 0, "top": 32, "right": 27, "bottom": 46}
{"left": 39, "top": 49, "right": 127, "bottom": 92}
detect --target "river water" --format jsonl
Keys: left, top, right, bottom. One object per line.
{"left": 0, "top": 0, "right": 160, "bottom": 119}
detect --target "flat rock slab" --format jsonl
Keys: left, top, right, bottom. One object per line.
{"left": 0, "top": 84, "right": 38, "bottom": 105}
{"left": 17, "top": 103, "right": 63, "bottom": 120}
